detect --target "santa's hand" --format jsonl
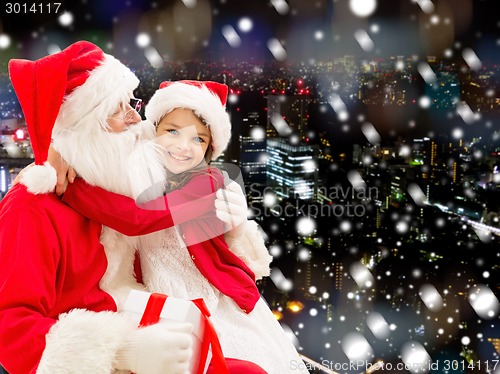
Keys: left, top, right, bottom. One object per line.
{"left": 114, "top": 322, "right": 193, "bottom": 374}
{"left": 47, "top": 145, "right": 76, "bottom": 195}
{"left": 215, "top": 177, "right": 248, "bottom": 231}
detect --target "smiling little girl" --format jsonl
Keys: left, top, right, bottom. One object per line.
{"left": 62, "top": 80, "right": 310, "bottom": 374}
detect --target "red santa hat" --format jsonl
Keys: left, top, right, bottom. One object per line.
{"left": 9, "top": 40, "right": 139, "bottom": 193}
{"left": 145, "top": 80, "right": 232, "bottom": 160}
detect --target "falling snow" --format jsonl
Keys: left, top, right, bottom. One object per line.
{"left": 468, "top": 285, "right": 500, "bottom": 320}
{"left": 296, "top": 217, "right": 316, "bottom": 237}
{"left": 222, "top": 25, "right": 242, "bottom": 48}
{"left": 270, "top": 113, "right": 292, "bottom": 136}
{"left": 328, "top": 94, "right": 349, "bottom": 122}
{"left": 270, "top": 0, "right": 290, "bottom": 15}
{"left": 267, "top": 38, "right": 287, "bottom": 61}
{"left": 354, "top": 29, "right": 375, "bottom": 52}
{"left": 417, "top": 62, "right": 437, "bottom": 85}
{"left": 0, "top": 0, "right": 499, "bottom": 371}
{"left": 58, "top": 12, "right": 74, "bottom": 27}
{"left": 401, "top": 341, "right": 432, "bottom": 374}
{"left": 349, "top": 0, "right": 377, "bottom": 18}
{"left": 342, "top": 332, "right": 374, "bottom": 362}
{"left": 419, "top": 283, "right": 444, "bottom": 312}
{"left": 361, "top": 122, "right": 381, "bottom": 145}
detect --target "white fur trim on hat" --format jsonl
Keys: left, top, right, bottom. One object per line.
{"left": 145, "top": 83, "right": 232, "bottom": 160}
{"left": 54, "top": 54, "right": 140, "bottom": 133}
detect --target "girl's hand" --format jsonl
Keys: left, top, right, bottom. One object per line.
{"left": 215, "top": 172, "right": 248, "bottom": 233}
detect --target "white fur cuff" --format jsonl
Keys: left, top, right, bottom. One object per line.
{"left": 225, "top": 220, "right": 272, "bottom": 280}
{"left": 37, "top": 309, "right": 136, "bottom": 373}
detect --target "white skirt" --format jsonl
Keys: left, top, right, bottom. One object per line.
{"left": 138, "top": 228, "right": 310, "bottom": 374}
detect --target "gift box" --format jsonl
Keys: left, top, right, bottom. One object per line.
{"left": 123, "top": 290, "right": 227, "bottom": 374}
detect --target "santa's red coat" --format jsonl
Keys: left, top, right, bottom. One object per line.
{"left": 0, "top": 170, "right": 264, "bottom": 373}
{"left": 0, "top": 184, "right": 125, "bottom": 373}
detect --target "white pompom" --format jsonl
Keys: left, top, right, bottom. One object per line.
{"left": 21, "top": 162, "right": 57, "bottom": 194}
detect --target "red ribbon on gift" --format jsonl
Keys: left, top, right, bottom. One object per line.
{"left": 139, "top": 293, "right": 229, "bottom": 374}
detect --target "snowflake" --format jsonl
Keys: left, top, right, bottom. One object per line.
{"left": 342, "top": 332, "right": 374, "bottom": 362}
{"left": 301, "top": 159, "right": 317, "bottom": 173}
{"left": 296, "top": 217, "right": 316, "bottom": 236}
{"left": 136, "top": 33, "right": 151, "bottom": 48}
{"left": 361, "top": 122, "right": 381, "bottom": 145}
{"left": 366, "top": 311, "right": 390, "bottom": 339}
{"left": 328, "top": 93, "right": 349, "bottom": 122}
{"left": 144, "top": 47, "right": 163, "bottom": 68}
{"left": 269, "top": 244, "right": 282, "bottom": 257}
{"left": 58, "top": 12, "right": 74, "bottom": 27}
{"left": 349, "top": 0, "right": 377, "bottom": 18}
{"left": 419, "top": 283, "right": 444, "bottom": 312}
{"left": 297, "top": 247, "right": 311, "bottom": 261}
{"left": 462, "top": 48, "right": 482, "bottom": 70}
{"left": 350, "top": 263, "right": 375, "bottom": 288}
{"left": 415, "top": 0, "right": 435, "bottom": 14}
{"left": 468, "top": 285, "right": 500, "bottom": 320}
{"left": 418, "top": 62, "right": 437, "bottom": 84}
{"left": 238, "top": 17, "right": 253, "bottom": 33}
{"left": 408, "top": 183, "right": 428, "bottom": 206}
{"left": 314, "top": 30, "right": 324, "bottom": 41}
{"left": 418, "top": 96, "right": 432, "bottom": 109}
{"left": 270, "top": 113, "right": 292, "bottom": 136}
{"left": 263, "top": 192, "right": 277, "bottom": 207}
{"left": 452, "top": 127, "right": 464, "bottom": 139}
{"left": 401, "top": 341, "right": 431, "bottom": 374}
{"left": 270, "top": 0, "right": 289, "bottom": 15}
{"left": 267, "top": 38, "right": 287, "bottom": 61}
{"left": 354, "top": 29, "right": 375, "bottom": 52}
{"left": 396, "top": 221, "right": 409, "bottom": 234}
{"left": 270, "top": 267, "right": 293, "bottom": 292}
{"left": 222, "top": 25, "right": 241, "bottom": 48}
{"left": 461, "top": 336, "right": 470, "bottom": 345}
{"left": 0, "top": 34, "right": 11, "bottom": 49}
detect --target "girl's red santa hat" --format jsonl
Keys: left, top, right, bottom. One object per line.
{"left": 9, "top": 40, "right": 139, "bottom": 194}
{"left": 145, "top": 80, "right": 232, "bottom": 160}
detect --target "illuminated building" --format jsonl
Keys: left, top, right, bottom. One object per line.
{"left": 488, "top": 338, "right": 500, "bottom": 355}
{"left": 239, "top": 111, "right": 267, "bottom": 187}
{"left": 266, "top": 94, "right": 311, "bottom": 139}
{"left": 266, "top": 138, "right": 319, "bottom": 200}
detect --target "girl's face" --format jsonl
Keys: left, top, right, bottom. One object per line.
{"left": 155, "top": 108, "right": 211, "bottom": 174}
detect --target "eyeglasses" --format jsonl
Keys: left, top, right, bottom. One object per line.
{"left": 110, "top": 97, "right": 143, "bottom": 122}
{"left": 130, "top": 97, "right": 143, "bottom": 114}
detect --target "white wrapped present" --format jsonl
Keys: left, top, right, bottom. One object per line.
{"left": 123, "top": 290, "right": 228, "bottom": 374}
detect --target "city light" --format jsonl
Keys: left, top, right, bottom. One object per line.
{"left": 287, "top": 301, "right": 304, "bottom": 313}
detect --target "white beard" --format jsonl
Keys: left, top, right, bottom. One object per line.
{"left": 53, "top": 120, "right": 165, "bottom": 197}
{"left": 53, "top": 120, "right": 167, "bottom": 310}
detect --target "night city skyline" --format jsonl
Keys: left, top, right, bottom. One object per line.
{"left": 1, "top": 1, "right": 500, "bottom": 373}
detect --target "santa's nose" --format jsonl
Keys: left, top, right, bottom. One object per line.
{"left": 126, "top": 109, "right": 142, "bottom": 125}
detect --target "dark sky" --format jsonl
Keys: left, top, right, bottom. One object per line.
{"left": 1, "top": 0, "right": 499, "bottom": 63}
